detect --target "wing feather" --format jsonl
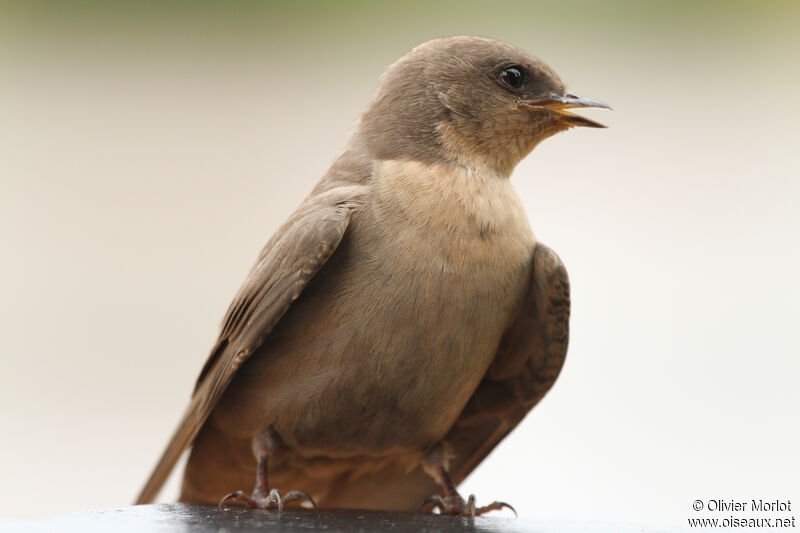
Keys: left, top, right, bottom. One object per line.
{"left": 136, "top": 186, "right": 364, "bottom": 504}
{"left": 447, "top": 242, "right": 571, "bottom": 484}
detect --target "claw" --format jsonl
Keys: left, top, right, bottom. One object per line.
{"left": 218, "top": 491, "right": 237, "bottom": 510}
{"left": 418, "top": 494, "right": 446, "bottom": 513}
{"left": 219, "top": 490, "right": 258, "bottom": 510}
{"left": 466, "top": 494, "right": 476, "bottom": 518}
{"left": 418, "top": 492, "right": 516, "bottom": 517}
{"left": 283, "top": 490, "right": 318, "bottom": 509}
{"left": 218, "top": 433, "right": 316, "bottom": 513}
{"left": 267, "top": 488, "right": 282, "bottom": 512}
{"left": 475, "top": 500, "right": 518, "bottom": 517}
{"left": 419, "top": 461, "right": 515, "bottom": 517}
{"left": 219, "top": 487, "right": 316, "bottom": 512}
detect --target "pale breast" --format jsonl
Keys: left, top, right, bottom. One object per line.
{"left": 211, "top": 159, "right": 535, "bottom": 457}
{"left": 371, "top": 159, "right": 535, "bottom": 276}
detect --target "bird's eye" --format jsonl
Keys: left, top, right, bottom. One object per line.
{"left": 499, "top": 66, "right": 525, "bottom": 90}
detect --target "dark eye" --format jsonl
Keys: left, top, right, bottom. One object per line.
{"left": 499, "top": 66, "right": 525, "bottom": 90}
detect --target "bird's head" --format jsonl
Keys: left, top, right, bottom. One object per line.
{"left": 358, "top": 36, "right": 609, "bottom": 177}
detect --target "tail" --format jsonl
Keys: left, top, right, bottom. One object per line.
{"left": 135, "top": 393, "right": 205, "bottom": 504}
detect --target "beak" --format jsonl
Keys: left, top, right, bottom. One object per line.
{"left": 523, "top": 92, "right": 611, "bottom": 128}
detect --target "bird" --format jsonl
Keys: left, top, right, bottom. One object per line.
{"left": 136, "top": 35, "right": 608, "bottom": 516}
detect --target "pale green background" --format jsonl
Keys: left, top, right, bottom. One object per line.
{"left": 1, "top": 0, "right": 798, "bottom": 525}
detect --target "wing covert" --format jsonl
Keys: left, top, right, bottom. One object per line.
{"left": 136, "top": 185, "right": 365, "bottom": 504}
{"left": 446, "top": 242, "right": 571, "bottom": 484}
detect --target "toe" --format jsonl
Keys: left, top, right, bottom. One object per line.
{"left": 417, "top": 495, "right": 446, "bottom": 513}
{"left": 219, "top": 490, "right": 259, "bottom": 510}
{"left": 474, "top": 500, "right": 517, "bottom": 517}
{"left": 283, "top": 490, "right": 318, "bottom": 509}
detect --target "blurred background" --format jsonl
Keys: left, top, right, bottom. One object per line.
{"left": 1, "top": 0, "right": 798, "bottom": 525}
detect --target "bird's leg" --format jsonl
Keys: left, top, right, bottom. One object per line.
{"left": 219, "top": 428, "right": 317, "bottom": 511}
{"left": 418, "top": 446, "right": 516, "bottom": 517}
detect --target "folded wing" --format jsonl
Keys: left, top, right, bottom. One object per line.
{"left": 136, "top": 186, "right": 365, "bottom": 504}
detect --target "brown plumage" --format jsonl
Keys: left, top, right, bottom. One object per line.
{"left": 136, "top": 36, "right": 607, "bottom": 515}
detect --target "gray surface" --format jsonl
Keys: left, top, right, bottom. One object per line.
{"left": 6, "top": 504, "right": 687, "bottom": 533}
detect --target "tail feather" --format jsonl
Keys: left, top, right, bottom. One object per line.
{"left": 135, "top": 393, "right": 204, "bottom": 504}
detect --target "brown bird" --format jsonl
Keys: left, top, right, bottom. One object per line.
{"left": 136, "top": 36, "right": 608, "bottom": 516}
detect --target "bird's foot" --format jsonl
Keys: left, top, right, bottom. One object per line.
{"left": 219, "top": 488, "right": 316, "bottom": 512}
{"left": 418, "top": 492, "right": 516, "bottom": 517}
